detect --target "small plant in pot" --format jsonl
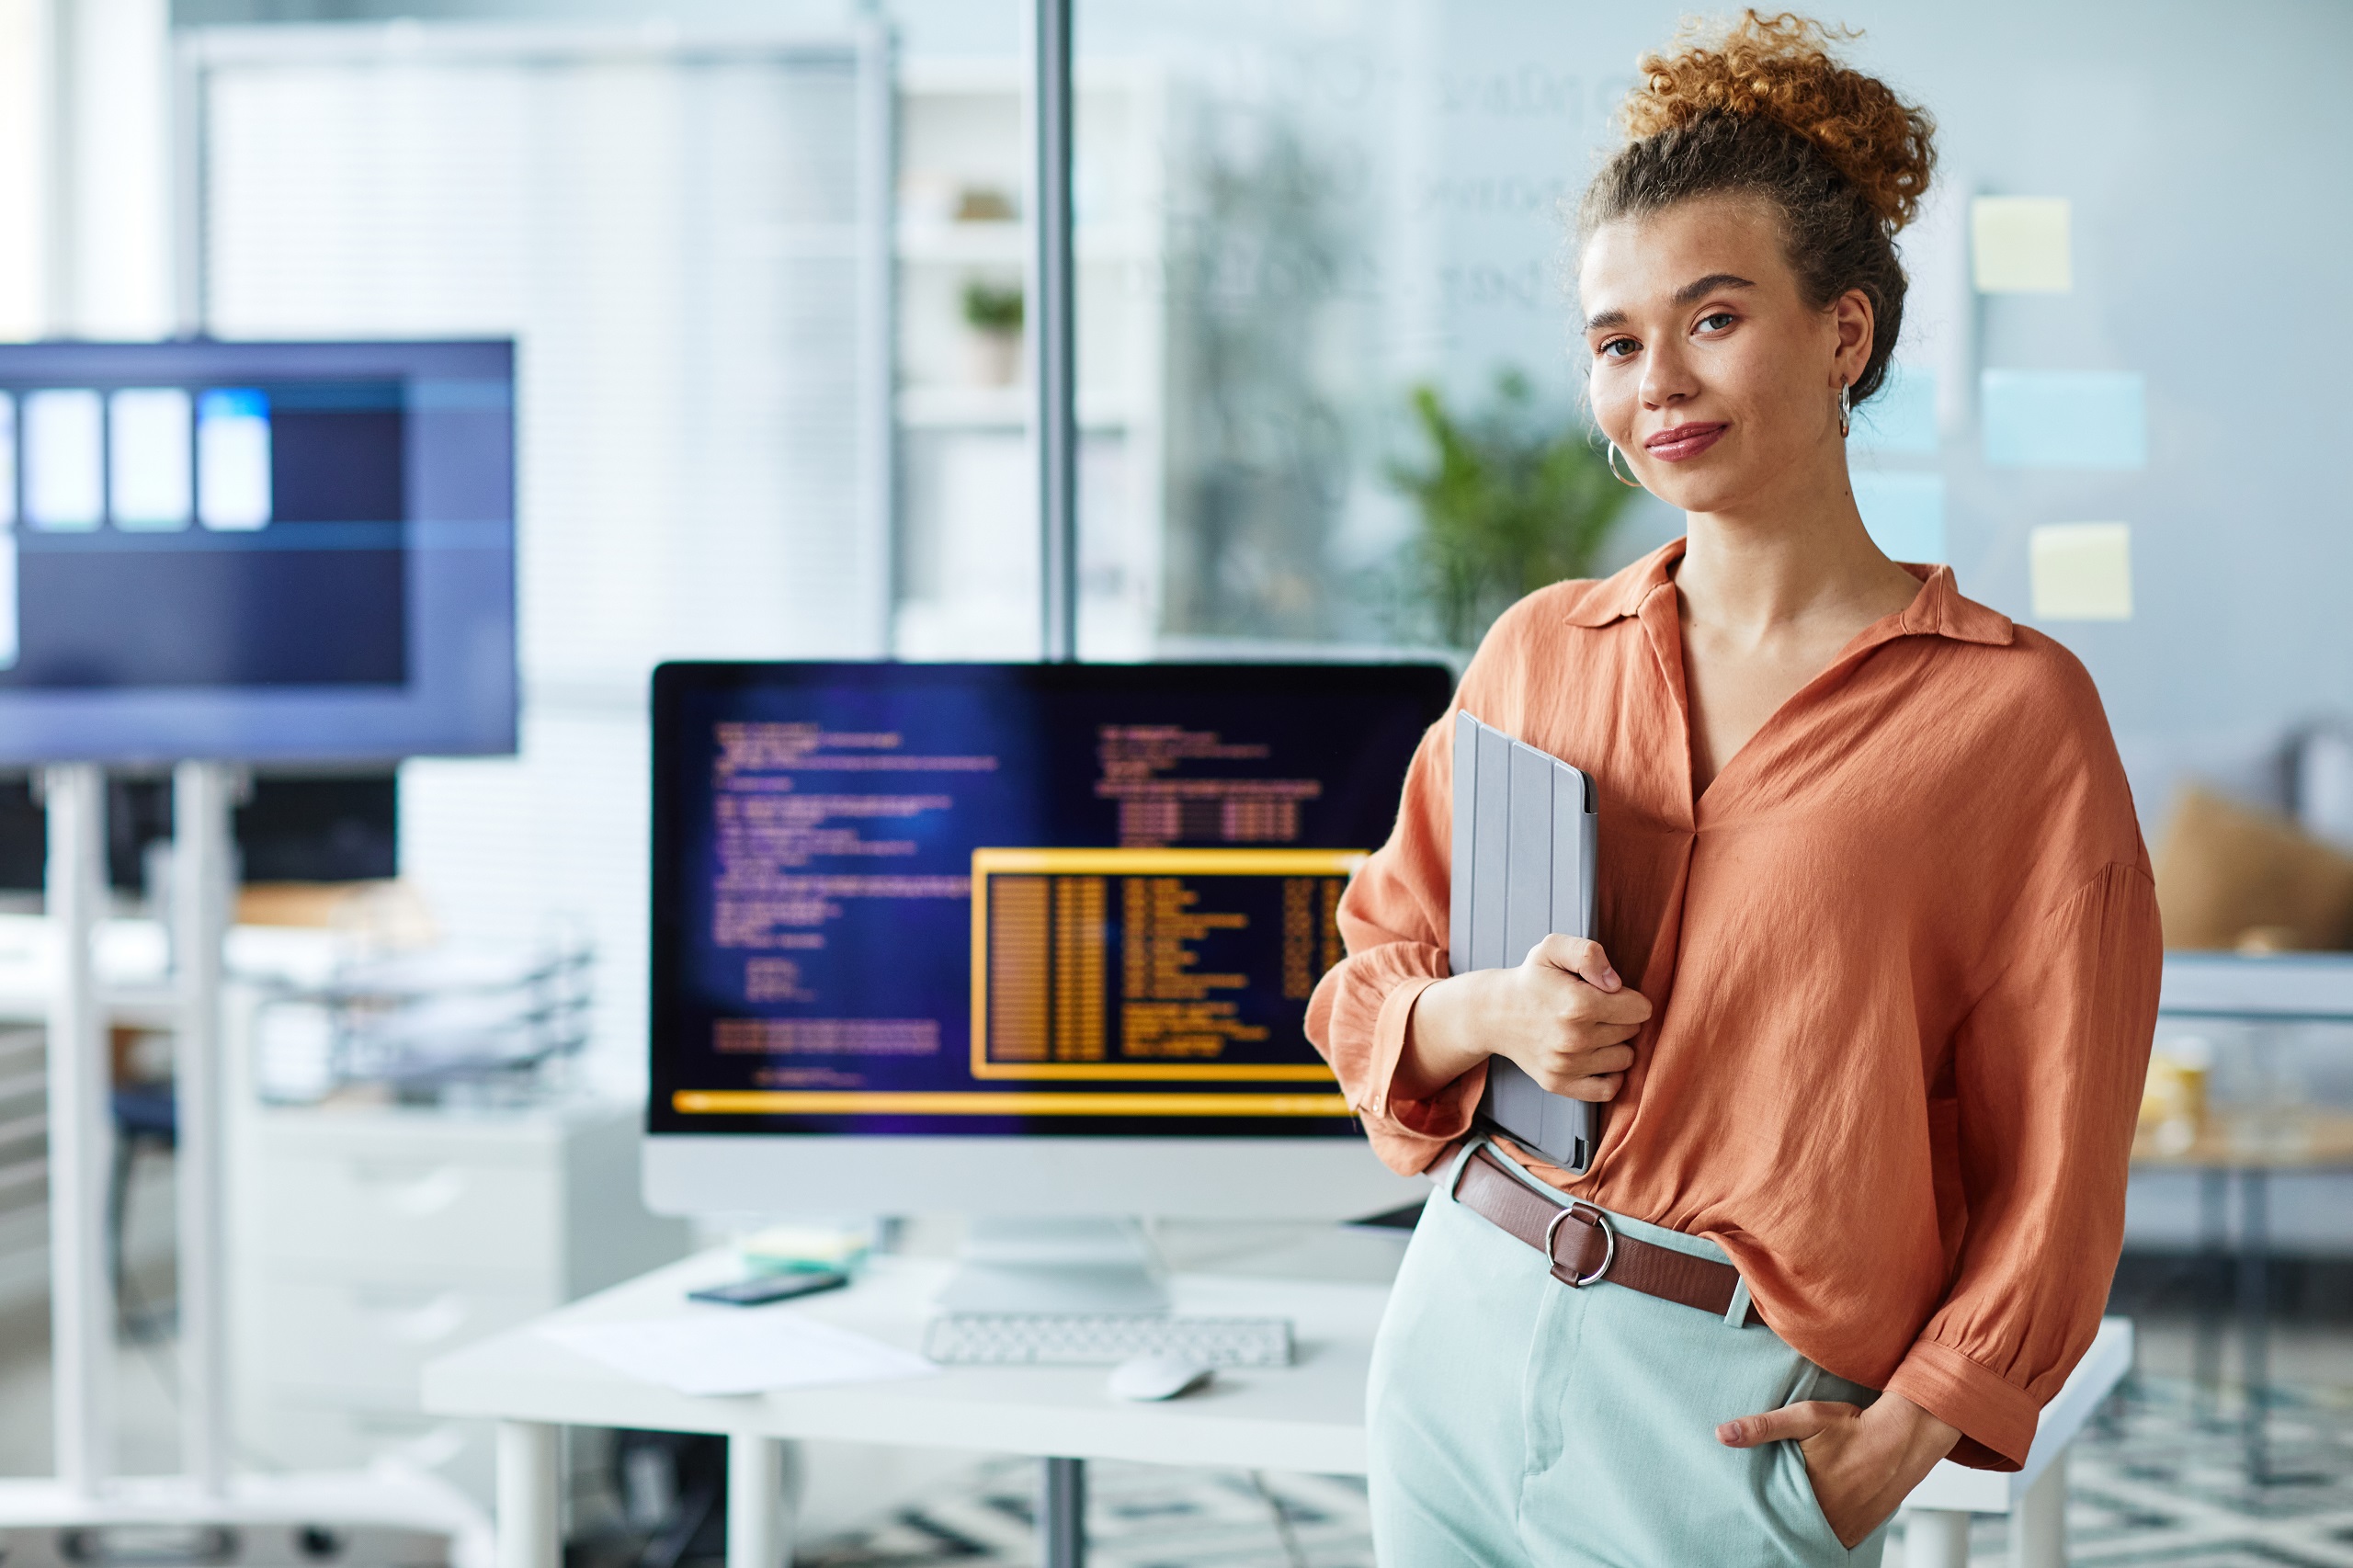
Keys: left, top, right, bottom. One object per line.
{"left": 1384, "top": 369, "right": 1638, "bottom": 652}
{"left": 961, "top": 279, "right": 1024, "bottom": 388}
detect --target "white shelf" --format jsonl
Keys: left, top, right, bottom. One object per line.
{"left": 895, "top": 219, "right": 1154, "bottom": 265}
{"left": 898, "top": 384, "right": 1131, "bottom": 430}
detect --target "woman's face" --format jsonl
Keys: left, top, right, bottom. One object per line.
{"left": 1577, "top": 194, "right": 1871, "bottom": 516}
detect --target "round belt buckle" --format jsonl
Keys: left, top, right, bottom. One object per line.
{"left": 1542, "top": 1200, "right": 1617, "bottom": 1288}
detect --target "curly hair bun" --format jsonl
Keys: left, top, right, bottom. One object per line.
{"left": 1623, "top": 11, "right": 1935, "bottom": 231}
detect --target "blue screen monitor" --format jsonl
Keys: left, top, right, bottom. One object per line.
{"left": 0, "top": 339, "right": 517, "bottom": 765}
{"left": 648, "top": 661, "right": 1454, "bottom": 1152}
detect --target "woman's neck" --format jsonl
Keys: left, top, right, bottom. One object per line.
{"left": 1673, "top": 449, "right": 1919, "bottom": 642}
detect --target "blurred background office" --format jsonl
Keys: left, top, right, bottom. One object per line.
{"left": 1, "top": 0, "right": 2351, "bottom": 1562}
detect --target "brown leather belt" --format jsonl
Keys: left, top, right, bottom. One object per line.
{"left": 1451, "top": 1146, "right": 1755, "bottom": 1324}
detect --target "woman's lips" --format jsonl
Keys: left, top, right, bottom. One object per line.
{"left": 1643, "top": 423, "right": 1728, "bottom": 461}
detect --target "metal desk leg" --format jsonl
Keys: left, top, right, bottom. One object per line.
{"left": 1040, "top": 1457, "right": 1086, "bottom": 1568}
{"left": 2194, "top": 1167, "right": 2227, "bottom": 1423}
{"left": 2014, "top": 1450, "right": 2066, "bottom": 1568}
{"left": 1900, "top": 1507, "right": 1971, "bottom": 1568}
{"left": 2239, "top": 1168, "right": 2271, "bottom": 1484}
{"left": 728, "top": 1435, "right": 791, "bottom": 1568}
{"left": 495, "top": 1421, "right": 561, "bottom": 1568}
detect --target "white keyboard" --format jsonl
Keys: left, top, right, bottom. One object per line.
{"left": 922, "top": 1312, "right": 1294, "bottom": 1368}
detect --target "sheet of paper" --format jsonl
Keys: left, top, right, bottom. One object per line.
{"left": 1851, "top": 472, "right": 1946, "bottom": 563}
{"left": 1849, "top": 364, "right": 1938, "bottom": 455}
{"left": 1971, "top": 197, "right": 2071, "bottom": 292}
{"left": 1981, "top": 370, "right": 2146, "bottom": 469}
{"left": 541, "top": 1310, "right": 937, "bottom": 1397}
{"left": 2029, "top": 522, "right": 2132, "bottom": 621}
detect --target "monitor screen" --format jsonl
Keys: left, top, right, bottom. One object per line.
{"left": 0, "top": 339, "right": 516, "bottom": 764}
{"left": 651, "top": 662, "right": 1453, "bottom": 1140}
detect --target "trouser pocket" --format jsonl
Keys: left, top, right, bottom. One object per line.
{"left": 1772, "top": 1433, "right": 1852, "bottom": 1560}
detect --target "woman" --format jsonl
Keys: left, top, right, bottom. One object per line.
{"left": 1306, "top": 14, "right": 2162, "bottom": 1564}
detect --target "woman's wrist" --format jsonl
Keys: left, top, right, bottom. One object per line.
{"left": 1862, "top": 1392, "right": 1961, "bottom": 1483}
{"left": 1393, "top": 972, "right": 1493, "bottom": 1101}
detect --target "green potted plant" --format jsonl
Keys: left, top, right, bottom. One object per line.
{"left": 1385, "top": 369, "right": 1638, "bottom": 652}
{"left": 961, "top": 279, "right": 1024, "bottom": 388}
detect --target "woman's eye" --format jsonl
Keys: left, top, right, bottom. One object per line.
{"left": 1598, "top": 337, "right": 1638, "bottom": 359}
{"left": 1697, "top": 312, "right": 1736, "bottom": 334}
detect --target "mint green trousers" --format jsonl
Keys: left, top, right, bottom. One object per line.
{"left": 1367, "top": 1142, "right": 1890, "bottom": 1566}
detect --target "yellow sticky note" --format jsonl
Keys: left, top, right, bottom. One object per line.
{"left": 1972, "top": 197, "right": 2072, "bottom": 292}
{"left": 2030, "top": 522, "right": 2131, "bottom": 620}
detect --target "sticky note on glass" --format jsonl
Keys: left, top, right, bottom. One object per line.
{"left": 1981, "top": 370, "right": 2145, "bottom": 469}
{"left": 1851, "top": 472, "right": 1946, "bottom": 562}
{"left": 1972, "top": 197, "right": 2071, "bottom": 292}
{"left": 2030, "top": 523, "right": 2131, "bottom": 620}
{"left": 1850, "top": 364, "right": 1937, "bottom": 455}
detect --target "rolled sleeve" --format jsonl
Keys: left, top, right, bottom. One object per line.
{"left": 1368, "top": 971, "right": 1486, "bottom": 1142}
{"left": 1884, "top": 1337, "right": 2042, "bottom": 1471}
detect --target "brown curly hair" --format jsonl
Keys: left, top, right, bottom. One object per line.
{"left": 1579, "top": 11, "right": 1938, "bottom": 405}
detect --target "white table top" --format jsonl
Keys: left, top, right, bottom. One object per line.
{"left": 422, "top": 1248, "right": 1386, "bottom": 1474}
{"left": 424, "top": 1244, "right": 2133, "bottom": 1513}
{"left": 2160, "top": 951, "right": 2353, "bottom": 1020}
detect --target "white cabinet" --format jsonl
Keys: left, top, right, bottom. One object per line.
{"left": 228, "top": 1097, "right": 689, "bottom": 1504}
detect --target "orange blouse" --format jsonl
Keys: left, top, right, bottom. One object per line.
{"left": 1306, "top": 540, "right": 2162, "bottom": 1470}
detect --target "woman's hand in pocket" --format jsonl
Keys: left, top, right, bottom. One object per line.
{"left": 1715, "top": 1392, "right": 1961, "bottom": 1548}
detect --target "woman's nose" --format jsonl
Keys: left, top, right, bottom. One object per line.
{"left": 1641, "top": 343, "right": 1699, "bottom": 409}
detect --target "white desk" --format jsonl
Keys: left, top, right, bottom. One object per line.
{"left": 423, "top": 1247, "right": 2132, "bottom": 1568}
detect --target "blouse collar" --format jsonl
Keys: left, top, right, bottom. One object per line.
{"left": 1556, "top": 537, "right": 2014, "bottom": 647}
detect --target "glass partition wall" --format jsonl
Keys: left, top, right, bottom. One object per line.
{"left": 897, "top": 0, "right": 2311, "bottom": 726}
{"left": 892, "top": 0, "right": 1686, "bottom": 666}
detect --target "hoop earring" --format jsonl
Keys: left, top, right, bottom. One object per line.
{"left": 1836, "top": 382, "right": 1853, "bottom": 438}
{"left": 1606, "top": 442, "right": 1642, "bottom": 488}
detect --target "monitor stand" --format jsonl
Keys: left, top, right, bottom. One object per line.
{"left": 936, "top": 1217, "right": 1169, "bottom": 1314}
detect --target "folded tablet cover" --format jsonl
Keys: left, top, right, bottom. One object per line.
{"left": 1449, "top": 711, "right": 1599, "bottom": 1172}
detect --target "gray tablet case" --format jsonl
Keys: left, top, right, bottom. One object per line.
{"left": 1449, "top": 711, "right": 1600, "bottom": 1173}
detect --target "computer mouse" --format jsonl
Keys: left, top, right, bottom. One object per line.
{"left": 1106, "top": 1352, "right": 1216, "bottom": 1402}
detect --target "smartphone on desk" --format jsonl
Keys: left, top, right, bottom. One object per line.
{"left": 688, "top": 1269, "right": 850, "bottom": 1307}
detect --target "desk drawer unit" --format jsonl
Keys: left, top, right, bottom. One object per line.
{"left": 248, "top": 1153, "right": 562, "bottom": 1279}
{"left": 229, "top": 1097, "right": 688, "bottom": 1506}
{"left": 251, "top": 1276, "right": 555, "bottom": 1401}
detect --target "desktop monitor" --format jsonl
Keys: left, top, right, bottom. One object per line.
{"left": 0, "top": 339, "right": 516, "bottom": 765}
{"left": 644, "top": 661, "right": 1453, "bottom": 1230}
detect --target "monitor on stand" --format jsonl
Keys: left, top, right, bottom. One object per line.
{"left": 0, "top": 338, "right": 516, "bottom": 765}
{"left": 0, "top": 337, "right": 517, "bottom": 1506}
{"left": 644, "top": 660, "right": 1453, "bottom": 1311}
